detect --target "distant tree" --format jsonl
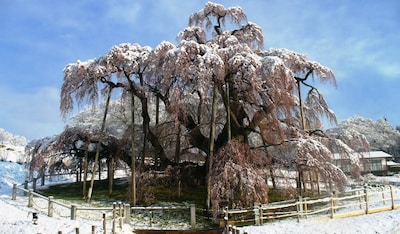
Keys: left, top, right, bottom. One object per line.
{"left": 25, "top": 136, "right": 59, "bottom": 180}
{"left": 0, "top": 128, "right": 27, "bottom": 146}
{"left": 329, "top": 116, "right": 400, "bottom": 158}
{"left": 60, "top": 2, "right": 354, "bottom": 212}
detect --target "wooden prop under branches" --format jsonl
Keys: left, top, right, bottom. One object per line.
{"left": 87, "top": 86, "right": 113, "bottom": 203}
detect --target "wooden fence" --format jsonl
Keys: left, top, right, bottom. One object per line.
{"left": 12, "top": 181, "right": 400, "bottom": 234}
{"left": 12, "top": 184, "right": 196, "bottom": 233}
{"left": 224, "top": 185, "right": 400, "bottom": 229}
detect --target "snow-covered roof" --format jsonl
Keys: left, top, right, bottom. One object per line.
{"left": 387, "top": 160, "right": 400, "bottom": 167}
{"left": 333, "top": 151, "right": 392, "bottom": 160}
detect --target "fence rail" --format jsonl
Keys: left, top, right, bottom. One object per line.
{"left": 11, "top": 181, "right": 400, "bottom": 234}
{"left": 224, "top": 186, "right": 400, "bottom": 231}
{"left": 11, "top": 183, "right": 196, "bottom": 233}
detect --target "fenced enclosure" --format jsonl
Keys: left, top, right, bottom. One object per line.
{"left": 11, "top": 181, "right": 400, "bottom": 234}
{"left": 12, "top": 184, "right": 196, "bottom": 233}
{"left": 224, "top": 185, "right": 400, "bottom": 227}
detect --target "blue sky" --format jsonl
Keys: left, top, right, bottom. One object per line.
{"left": 1, "top": 0, "right": 399, "bottom": 140}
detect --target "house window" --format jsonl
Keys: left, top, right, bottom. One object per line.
{"left": 368, "top": 159, "right": 384, "bottom": 171}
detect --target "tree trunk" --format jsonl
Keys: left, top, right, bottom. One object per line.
{"left": 206, "top": 84, "right": 218, "bottom": 210}
{"left": 269, "top": 165, "right": 276, "bottom": 189}
{"left": 226, "top": 81, "right": 231, "bottom": 140}
{"left": 108, "top": 157, "right": 114, "bottom": 195}
{"left": 98, "top": 159, "right": 101, "bottom": 181}
{"left": 128, "top": 78, "right": 171, "bottom": 169}
{"left": 174, "top": 124, "right": 181, "bottom": 164}
{"left": 87, "top": 87, "right": 112, "bottom": 203}
{"left": 141, "top": 97, "right": 149, "bottom": 168}
{"left": 155, "top": 96, "right": 159, "bottom": 125}
{"left": 82, "top": 141, "right": 89, "bottom": 198}
{"left": 131, "top": 93, "right": 137, "bottom": 206}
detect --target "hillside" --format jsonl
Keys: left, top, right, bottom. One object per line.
{"left": 0, "top": 128, "right": 27, "bottom": 163}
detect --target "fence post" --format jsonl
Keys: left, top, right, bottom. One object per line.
{"left": 124, "top": 204, "right": 131, "bottom": 224}
{"left": 149, "top": 211, "right": 153, "bottom": 228}
{"left": 41, "top": 173, "right": 45, "bottom": 186}
{"left": 304, "top": 197, "right": 308, "bottom": 219}
{"left": 33, "top": 178, "right": 37, "bottom": 191}
{"left": 119, "top": 202, "right": 123, "bottom": 229}
{"left": 24, "top": 180, "right": 28, "bottom": 196}
{"left": 296, "top": 196, "right": 302, "bottom": 222}
{"left": 71, "top": 204, "right": 77, "bottom": 220}
{"left": 381, "top": 187, "right": 386, "bottom": 205}
{"left": 12, "top": 184, "right": 17, "bottom": 200}
{"left": 364, "top": 187, "right": 369, "bottom": 214}
{"left": 112, "top": 202, "right": 116, "bottom": 234}
{"left": 330, "top": 193, "right": 335, "bottom": 219}
{"left": 254, "top": 202, "right": 260, "bottom": 225}
{"left": 390, "top": 186, "right": 395, "bottom": 210}
{"left": 224, "top": 207, "right": 229, "bottom": 234}
{"left": 102, "top": 213, "right": 107, "bottom": 234}
{"left": 28, "top": 189, "right": 33, "bottom": 207}
{"left": 190, "top": 203, "right": 196, "bottom": 227}
{"left": 48, "top": 196, "right": 54, "bottom": 217}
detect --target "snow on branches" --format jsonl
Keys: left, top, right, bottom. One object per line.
{"left": 58, "top": 1, "right": 354, "bottom": 213}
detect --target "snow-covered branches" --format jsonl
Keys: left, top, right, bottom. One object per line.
{"left": 189, "top": 2, "right": 247, "bottom": 33}
{"left": 57, "top": 1, "right": 348, "bottom": 212}
{"left": 329, "top": 116, "right": 400, "bottom": 156}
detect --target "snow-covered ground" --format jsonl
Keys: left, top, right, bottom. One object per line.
{"left": 2, "top": 160, "right": 400, "bottom": 233}
{"left": 0, "top": 161, "right": 132, "bottom": 234}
